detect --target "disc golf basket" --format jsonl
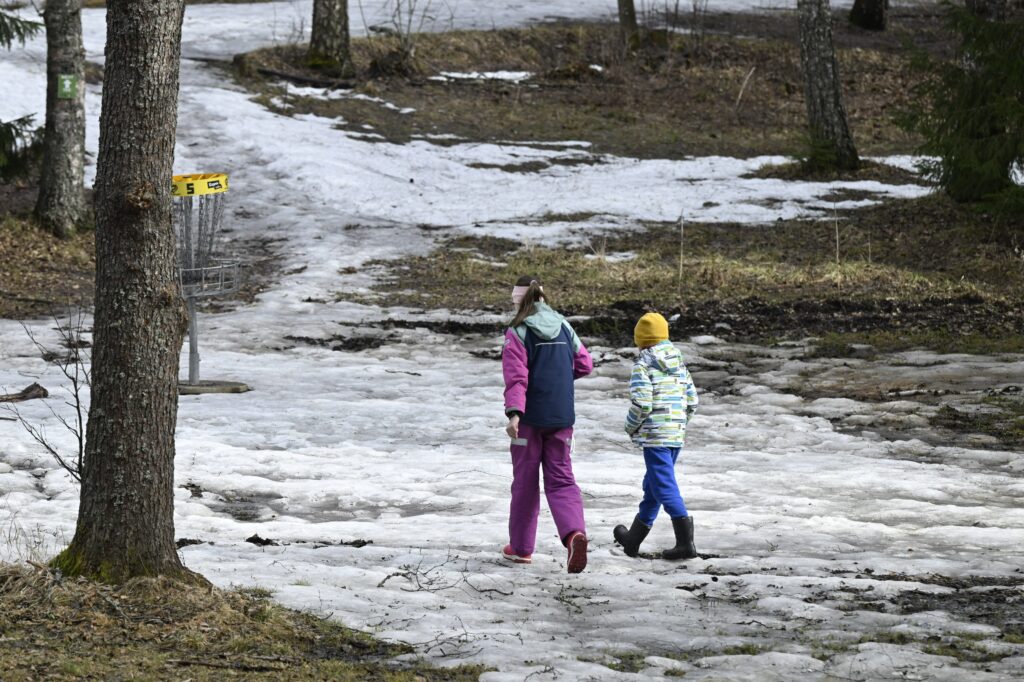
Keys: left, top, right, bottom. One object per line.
{"left": 173, "top": 173, "right": 249, "bottom": 394}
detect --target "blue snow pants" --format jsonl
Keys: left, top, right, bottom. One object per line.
{"left": 637, "top": 446, "right": 688, "bottom": 526}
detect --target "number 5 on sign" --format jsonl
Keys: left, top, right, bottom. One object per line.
{"left": 57, "top": 74, "right": 79, "bottom": 99}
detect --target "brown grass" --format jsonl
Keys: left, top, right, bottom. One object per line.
{"left": 0, "top": 564, "right": 485, "bottom": 681}
{"left": 0, "top": 215, "right": 94, "bottom": 319}
{"left": 364, "top": 193, "right": 1024, "bottom": 314}
{"left": 236, "top": 22, "right": 924, "bottom": 159}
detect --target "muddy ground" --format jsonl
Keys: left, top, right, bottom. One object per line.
{"left": 360, "top": 193, "right": 1024, "bottom": 350}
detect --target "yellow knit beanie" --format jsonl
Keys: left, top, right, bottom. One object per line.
{"left": 634, "top": 312, "right": 669, "bottom": 348}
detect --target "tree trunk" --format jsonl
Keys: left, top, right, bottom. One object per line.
{"left": 33, "top": 0, "right": 85, "bottom": 239}
{"left": 798, "top": 0, "right": 859, "bottom": 170}
{"left": 309, "top": 0, "right": 352, "bottom": 73}
{"left": 53, "top": 0, "right": 194, "bottom": 584}
{"left": 965, "top": 0, "right": 1007, "bottom": 20}
{"left": 849, "top": 0, "right": 888, "bottom": 30}
{"left": 618, "top": 0, "right": 640, "bottom": 45}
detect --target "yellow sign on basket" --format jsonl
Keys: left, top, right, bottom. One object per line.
{"left": 172, "top": 173, "right": 229, "bottom": 197}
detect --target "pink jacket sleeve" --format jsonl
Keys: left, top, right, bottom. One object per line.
{"left": 573, "top": 342, "right": 593, "bottom": 379}
{"left": 502, "top": 329, "right": 528, "bottom": 416}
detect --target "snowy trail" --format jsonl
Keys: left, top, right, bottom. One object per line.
{"left": 4, "top": 1, "right": 1024, "bottom": 680}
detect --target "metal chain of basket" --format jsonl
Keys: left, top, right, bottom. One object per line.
{"left": 172, "top": 173, "right": 241, "bottom": 387}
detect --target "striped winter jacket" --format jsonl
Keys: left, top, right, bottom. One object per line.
{"left": 624, "top": 340, "right": 698, "bottom": 448}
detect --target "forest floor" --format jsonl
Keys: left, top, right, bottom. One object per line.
{"left": 0, "top": 564, "right": 485, "bottom": 680}
{"left": 230, "top": 13, "right": 1023, "bottom": 351}
{"left": 5, "top": 8, "right": 1022, "bottom": 342}
{"left": 3, "top": 2, "right": 1024, "bottom": 680}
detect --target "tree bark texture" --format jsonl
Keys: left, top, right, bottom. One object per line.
{"left": 798, "top": 0, "right": 860, "bottom": 170}
{"left": 849, "top": 0, "right": 888, "bottom": 30}
{"left": 34, "top": 0, "right": 85, "bottom": 239}
{"left": 617, "top": 0, "right": 640, "bottom": 45}
{"left": 309, "top": 0, "right": 351, "bottom": 69}
{"left": 55, "top": 0, "right": 191, "bottom": 583}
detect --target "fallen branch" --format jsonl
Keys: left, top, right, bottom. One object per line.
{"left": 250, "top": 64, "right": 356, "bottom": 90}
{"left": 0, "top": 383, "right": 49, "bottom": 403}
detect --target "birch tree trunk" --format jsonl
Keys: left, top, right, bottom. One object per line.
{"left": 34, "top": 0, "right": 85, "bottom": 239}
{"left": 309, "top": 0, "right": 352, "bottom": 74}
{"left": 798, "top": 0, "right": 860, "bottom": 170}
{"left": 618, "top": 0, "right": 640, "bottom": 45}
{"left": 53, "top": 0, "right": 195, "bottom": 583}
{"left": 849, "top": 0, "right": 888, "bottom": 30}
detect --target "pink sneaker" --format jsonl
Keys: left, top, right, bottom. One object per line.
{"left": 502, "top": 544, "right": 532, "bottom": 564}
{"left": 566, "top": 532, "right": 588, "bottom": 574}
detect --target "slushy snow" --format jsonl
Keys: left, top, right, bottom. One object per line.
{"left": 3, "top": 1, "right": 1023, "bottom": 680}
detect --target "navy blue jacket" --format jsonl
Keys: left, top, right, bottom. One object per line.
{"left": 502, "top": 303, "right": 594, "bottom": 429}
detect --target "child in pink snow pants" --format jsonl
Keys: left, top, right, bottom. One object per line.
{"left": 501, "top": 275, "right": 593, "bottom": 574}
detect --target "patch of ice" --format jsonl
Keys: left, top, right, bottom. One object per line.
{"left": 867, "top": 154, "right": 928, "bottom": 174}
{"left": 690, "top": 335, "right": 725, "bottom": 345}
{"left": 436, "top": 70, "right": 533, "bottom": 82}
{"left": 276, "top": 83, "right": 352, "bottom": 100}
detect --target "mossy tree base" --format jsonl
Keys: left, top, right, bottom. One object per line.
{"left": 305, "top": 53, "right": 356, "bottom": 79}
{"left": 51, "top": 546, "right": 210, "bottom": 586}
{"left": 0, "top": 563, "right": 487, "bottom": 680}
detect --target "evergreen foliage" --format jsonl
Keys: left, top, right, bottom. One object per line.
{"left": 0, "top": 9, "right": 42, "bottom": 179}
{"left": 0, "top": 7, "right": 41, "bottom": 49}
{"left": 0, "top": 114, "right": 41, "bottom": 181}
{"left": 904, "top": 4, "right": 1024, "bottom": 208}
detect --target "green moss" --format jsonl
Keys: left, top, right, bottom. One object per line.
{"left": 305, "top": 54, "right": 356, "bottom": 79}
{"left": 720, "top": 643, "right": 765, "bottom": 656}
{"left": 859, "top": 631, "right": 915, "bottom": 646}
{"left": 238, "top": 586, "right": 276, "bottom": 599}
{"left": 606, "top": 651, "right": 647, "bottom": 673}
{"left": 921, "top": 641, "right": 1005, "bottom": 663}
{"left": 49, "top": 547, "right": 86, "bottom": 576}
{"left": 932, "top": 395, "right": 1024, "bottom": 447}
{"left": 807, "top": 331, "right": 1024, "bottom": 358}
{"left": 809, "top": 638, "right": 853, "bottom": 661}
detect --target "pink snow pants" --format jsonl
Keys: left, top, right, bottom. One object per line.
{"left": 508, "top": 423, "right": 586, "bottom": 556}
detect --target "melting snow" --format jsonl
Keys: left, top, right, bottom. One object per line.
{"left": 4, "top": 1, "right": 1019, "bottom": 680}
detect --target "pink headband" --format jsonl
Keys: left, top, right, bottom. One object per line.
{"left": 512, "top": 283, "right": 541, "bottom": 306}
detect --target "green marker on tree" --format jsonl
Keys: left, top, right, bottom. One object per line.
{"left": 57, "top": 73, "right": 77, "bottom": 99}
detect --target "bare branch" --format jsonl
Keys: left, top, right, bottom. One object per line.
{"left": 8, "top": 310, "right": 91, "bottom": 482}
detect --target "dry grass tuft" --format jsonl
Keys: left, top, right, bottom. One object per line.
{"left": 360, "top": 192, "right": 1024, "bottom": 346}
{"left": 0, "top": 563, "right": 485, "bottom": 680}
{"left": 366, "top": 192, "right": 1024, "bottom": 314}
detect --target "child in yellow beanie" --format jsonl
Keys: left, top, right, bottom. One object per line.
{"left": 615, "top": 312, "right": 700, "bottom": 560}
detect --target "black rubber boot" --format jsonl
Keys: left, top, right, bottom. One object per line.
{"left": 662, "top": 515, "right": 697, "bottom": 560}
{"left": 613, "top": 515, "right": 651, "bottom": 557}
